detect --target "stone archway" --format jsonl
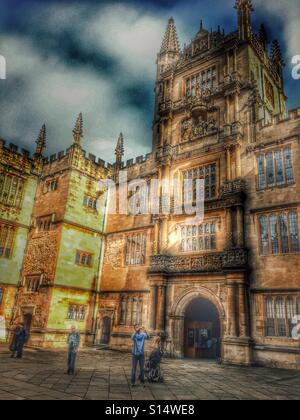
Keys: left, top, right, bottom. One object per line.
{"left": 169, "top": 287, "right": 225, "bottom": 359}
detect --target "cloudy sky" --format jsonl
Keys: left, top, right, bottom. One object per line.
{"left": 0, "top": 0, "right": 299, "bottom": 163}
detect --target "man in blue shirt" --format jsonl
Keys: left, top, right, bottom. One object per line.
{"left": 131, "top": 325, "right": 150, "bottom": 387}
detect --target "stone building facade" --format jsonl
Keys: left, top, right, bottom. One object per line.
{"left": 0, "top": 0, "right": 299, "bottom": 368}
{"left": 98, "top": 1, "right": 300, "bottom": 369}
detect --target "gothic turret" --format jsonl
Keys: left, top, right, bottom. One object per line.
{"left": 157, "top": 17, "right": 181, "bottom": 78}
{"left": 34, "top": 124, "right": 46, "bottom": 158}
{"left": 271, "top": 39, "right": 284, "bottom": 81}
{"left": 235, "top": 0, "right": 254, "bottom": 40}
{"left": 114, "top": 132, "right": 124, "bottom": 181}
{"left": 72, "top": 112, "right": 83, "bottom": 146}
{"left": 160, "top": 17, "right": 181, "bottom": 55}
{"left": 259, "top": 24, "right": 268, "bottom": 52}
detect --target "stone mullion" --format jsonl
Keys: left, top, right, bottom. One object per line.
{"left": 150, "top": 285, "right": 157, "bottom": 331}
{"left": 226, "top": 147, "right": 232, "bottom": 181}
{"left": 156, "top": 284, "right": 166, "bottom": 332}
{"left": 284, "top": 296, "right": 290, "bottom": 338}
{"left": 273, "top": 297, "right": 279, "bottom": 337}
{"left": 226, "top": 282, "right": 238, "bottom": 337}
{"left": 126, "top": 297, "right": 132, "bottom": 327}
{"left": 238, "top": 283, "right": 249, "bottom": 337}
{"left": 286, "top": 211, "right": 292, "bottom": 253}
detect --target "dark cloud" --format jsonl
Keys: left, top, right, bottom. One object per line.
{"left": 0, "top": 0, "right": 299, "bottom": 163}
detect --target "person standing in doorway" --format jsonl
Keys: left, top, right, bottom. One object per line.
{"left": 131, "top": 325, "right": 149, "bottom": 387}
{"left": 67, "top": 326, "right": 80, "bottom": 375}
{"left": 9, "top": 323, "right": 29, "bottom": 359}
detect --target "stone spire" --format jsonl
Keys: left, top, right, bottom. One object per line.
{"left": 235, "top": 0, "right": 254, "bottom": 40}
{"left": 73, "top": 113, "right": 83, "bottom": 145}
{"left": 271, "top": 40, "right": 283, "bottom": 64}
{"left": 259, "top": 24, "right": 268, "bottom": 52}
{"left": 115, "top": 132, "right": 124, "bottom": 162}
{"left": 160, "top": 17, "right": 181, "bottom": 55}
{"left": 35, "top": 124, "right": 46, "bottom": 157}
{"left": 114, "top": 133, "right": 124, "bottom": 181}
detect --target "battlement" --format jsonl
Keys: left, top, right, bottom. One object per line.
{"left": 256, "top": 108, "right": 300, "bottom": 131}
{"left": 0, "top": 139, "right": 32, "bottom": 159}
{"left": 42, "top": 146, "right": 111, "bottom": 170}
{"left": 124, "top": 153, "right": 153, "bottom": 169}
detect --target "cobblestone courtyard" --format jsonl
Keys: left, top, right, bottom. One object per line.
{"left": 0, "top": 346, "right": 299, "bottom": 400}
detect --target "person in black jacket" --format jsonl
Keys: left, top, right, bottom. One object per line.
{"left": 9, "top": 323, "right": 29, "bottom": 359}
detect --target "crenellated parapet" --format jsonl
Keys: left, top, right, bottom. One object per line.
{"left": 0, "top": 139, "right": 39, "bottom": 176}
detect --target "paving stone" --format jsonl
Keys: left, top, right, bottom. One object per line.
{"left": 0, "top": 346, "right": 299, "bottom": 400}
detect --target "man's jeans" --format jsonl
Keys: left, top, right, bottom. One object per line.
{"left": 131, "top": 354, "right": 145, "bottom": 385}
{"left": 68, "top": 350, "right": 77, "bottom": 374}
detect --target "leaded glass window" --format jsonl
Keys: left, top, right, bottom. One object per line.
{"left": 257, "top": 148, "right": 294, "bottom": 189}
{"left": 259, "top": 210, "right": 300, "bottom": 255}
{"left": 180, "top": 222, "right": 217, "bottom": 253}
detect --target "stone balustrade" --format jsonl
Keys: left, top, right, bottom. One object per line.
{"left": 149, "top": 248, "right": 248, "bottom": 274}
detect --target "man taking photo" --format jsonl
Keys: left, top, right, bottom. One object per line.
{"left": 131, "top": 325, "right": 149, "bottom": 387}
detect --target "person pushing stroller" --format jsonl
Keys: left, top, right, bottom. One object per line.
{"left": 145, "top": 333, "right": 164, "bottom": 383}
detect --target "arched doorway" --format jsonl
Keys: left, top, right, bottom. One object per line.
{"left": 100, "top": 317, "right": 111, "bottom": 345}
{"left": 184, "top": 298, "right": 221, "bottom": 359}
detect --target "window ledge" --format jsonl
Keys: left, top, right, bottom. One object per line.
{"left": 257, "top": 182, "right": 295, "bottom": 192}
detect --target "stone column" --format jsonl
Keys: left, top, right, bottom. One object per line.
{"left": 226, "top": 146, "right": 232, "bottom": 181}
{"left": 226, "top": 97, "right": 230, "bottom": 125}
{"left": 161, "top": 217, "right": 169, "bottom": 252}
{"left": 226, "top": 207, "right": 233, "bottom": 248}
{"left": 238, "top": 283, "right": 249, "bottom": 338}
{"left": 227, "top": 51, "right": 230, "bottom": 75}
{"left": 156, "top": 284, "right": 166, "bottom": 332}
{"left": 226, "top": 282, "right": 238, "bottom": 337}
{"left": 236, "top": 143, "right": 242, "bottom": 178}
{"left": 160, "top": 162, "right": 170, "bottom": 252}
{"left": 236, "top": 206, "right": 244, "bottom": 248}
{"left": 153, "top": 220, "right": 160, "bottom": 255}
{"left": 233, "top": 48, "right": 237, "bottom": 72}
{"left": 234, "top": 92, "right": 239, "bottom": 122}
{"left": 149, "top": 285, "right": 157, "bottom": 331}
{"left": 126, "top": 297, "right": 132, "bottom": 327}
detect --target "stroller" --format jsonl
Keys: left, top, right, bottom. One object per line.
{"left": 145, "top": 349, "right": 164, "bottom": 383}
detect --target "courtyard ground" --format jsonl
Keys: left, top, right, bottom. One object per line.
{"left": 0, "top": 345, "right": 299, "bottom": 400}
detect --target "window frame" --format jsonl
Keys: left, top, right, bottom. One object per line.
{"left": 256, "top": 147, "right": 294, "bottom": 191}
{"left": 0, "top": 224, "right": 16, "bottom": 259}
{"left": 264, "top": 295, "right": 300, "bottom": 338}
{"left": 0, "top": 288, "right": 4, "bottom": 310}
{"left": 179, "top": 221, "right": 218, "bottom": 254}
{"left": 24, "top": 274, "right": 43, "bottom": 293}
{"left": 67, "top": 304, "right": 86, "bottom": 322}
{"left": 184, "top": 65, "right": 218, "bottom": 97}
{"left": 0, "top": 172, "right": 25, "bottom": 208}
{"left": 258, "top": 209, "right": 300, "bottom": 256}
{"left": 75, "top": 250, "right": 94, "bottom": 268}
{"left": 124, "top": 232, "right": 147, "bottom": 267}
{"left": 182, "top": 161, "right": 218, "bottom": 203}
{"left": 83, "top": 194, "right": 98, "bottom": 213}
